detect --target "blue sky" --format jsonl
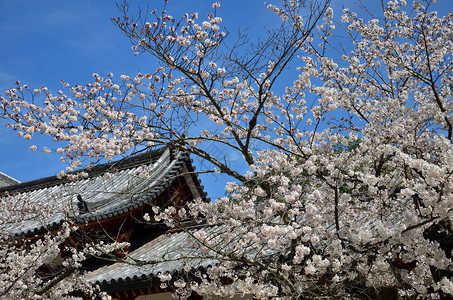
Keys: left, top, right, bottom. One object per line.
{"left": 0, "top": 0, "right": 282, "bottom": 198}
{"left": 0, "top": 0, "right": 451, "bottom": 198}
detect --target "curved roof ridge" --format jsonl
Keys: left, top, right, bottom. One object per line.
{"left": 3, "top": 147, "right": 195, "bottom": 237}
{"left": 0, "top": 147, "right": 167, "bottom": 194}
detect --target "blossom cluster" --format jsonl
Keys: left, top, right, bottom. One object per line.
{"left": 1, "top": 0, "right": 452, "bottom": 298}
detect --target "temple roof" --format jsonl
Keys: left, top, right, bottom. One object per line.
{"left": 87, "top": 225, "right": 222, "bottom": 292}
{"left": 0, "top": 147, "right": 201, "bottom": 237}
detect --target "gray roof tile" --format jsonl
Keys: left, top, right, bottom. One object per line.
{"left": 0, "top": 148, "right": 190, "bottom": 237}
{"left": 87, "top": 225, "right": 222, "bottom": 286}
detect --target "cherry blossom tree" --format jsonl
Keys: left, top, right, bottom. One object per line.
{"left": 0, "top": 195, "right": 114, "bottom": 299}
{"left": 1, "top": 0, "right": 453, "bottom": 299}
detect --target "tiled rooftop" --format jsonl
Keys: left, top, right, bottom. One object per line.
{"left": 87, "top": 225, "right": 222, "bottom": 287}
{"left": 0, "top": 148, "right": 191, "bottom": 237}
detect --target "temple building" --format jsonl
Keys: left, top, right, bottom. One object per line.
{"left": 0, "top": 147, "right": 226, "bottom": 299}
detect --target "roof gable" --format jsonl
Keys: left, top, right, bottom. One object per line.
{"left": 0, "top": 148, "right": 194, "bottom": 237}
{"left": 0, "top": 171, "right": 20, "bottom": 187}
